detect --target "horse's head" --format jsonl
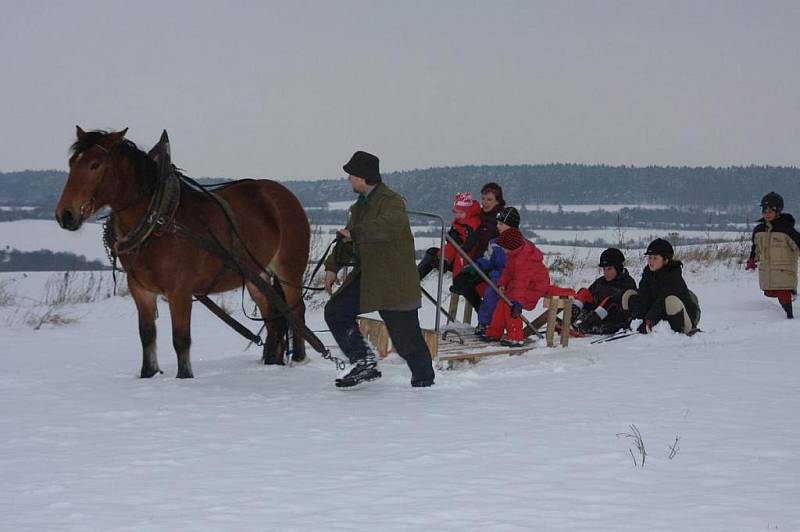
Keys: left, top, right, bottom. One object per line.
{"left": 56, "top": 126, "right": 129, "bottom": 231}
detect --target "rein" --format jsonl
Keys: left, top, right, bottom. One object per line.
{"left": 98, "top": 137, "right": 345, "bottom": 369}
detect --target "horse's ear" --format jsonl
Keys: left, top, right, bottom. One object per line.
{"left": 107, "top": 128, "right": 128, "bottom": 148}
{"left": 147, "top": 130, "right": 171, "bottom": 161}
{"left": 76, "top": 125, "right": 87, "bottom": 140}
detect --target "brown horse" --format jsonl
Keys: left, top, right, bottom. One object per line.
{"left": 55, "top": 127, "right": 310, "bottom": 378}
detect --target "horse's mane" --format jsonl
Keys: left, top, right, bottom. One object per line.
{"left": 70, "top": 130, "right": 157, "bottom": 196}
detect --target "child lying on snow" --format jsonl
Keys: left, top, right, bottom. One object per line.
{"left": 480, "top": 228, "right": 549, "bottom": 347}
{"left": 746, "top": 192, "right": 800, "bottom": 319}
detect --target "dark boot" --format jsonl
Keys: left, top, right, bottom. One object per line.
{"left": 417, "top": 247, "right": 440, "bottom": 280}
{"left": 782, "top": 302, "right": 794, "bottom": 319}
{"left": 335, "top": 353, "right": 381, "bottom": 389}
{"left": 665, "top": 312, "right": 686, "bottom": 333}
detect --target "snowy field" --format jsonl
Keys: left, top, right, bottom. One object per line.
{"left": 531, "top": 227, "right": 747, "bottom": 244}
{"left": 523, "top": 203, "right": 673, "bottom": 212}
{"left": 1, "top": 262, "right": 798, "bottom": 531}
{"left": 0, "top": 218, "right": 748, "bottom": 271}
{"left": 0, "top": 220, "right": 106, "bottom": 262}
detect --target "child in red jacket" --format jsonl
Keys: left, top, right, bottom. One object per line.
{"left": 483, "top": 228, "right": 550, "bottom": 347}
{"left": 418, "top": 192, "right": 482, "bottom": 279}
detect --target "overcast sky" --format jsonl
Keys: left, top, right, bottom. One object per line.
{"left": 1, "top": 0, "right": 797, "bottom": 180}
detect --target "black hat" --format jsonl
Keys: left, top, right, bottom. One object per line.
{"left": 598, "top": 247, "right": 625, "bottom": 268}
{"left": 496, "top": 206, "right": 520, "bottom": 228}
{"left": 343, "top": 151, "right": 381, "bottom": 184}
{"left": 760, "top": 192, "right": 784, "bottom": 213}
{"left": 645, "top": 238, "right": 674, "bottom": 260}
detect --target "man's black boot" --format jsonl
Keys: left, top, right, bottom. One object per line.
{"left": 336, "top": 353, "right": 381, "bottom": 389}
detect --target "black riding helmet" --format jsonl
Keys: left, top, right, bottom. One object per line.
{"left": 598, "top": 247, "right": 625, "bottom": 271}
{"left": 760, "top": 192, "right": 784, "bottom": 213}
{"left": 644, "top": 238, "right": 674, "bottom": 260}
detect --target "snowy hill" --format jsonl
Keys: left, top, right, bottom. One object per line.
{"left": 1, "top": 263, "right": 798, "bottom": 531}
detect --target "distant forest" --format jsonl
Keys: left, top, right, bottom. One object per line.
{"left": 0, "top": 248, "right": 108, "bottom": 272}
{"left": 2, "top": 164, "right": 798, "bottom": 227}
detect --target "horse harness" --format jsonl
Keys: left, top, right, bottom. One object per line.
{"left": 101, "top": 133, "right": 346, "bottom": 369}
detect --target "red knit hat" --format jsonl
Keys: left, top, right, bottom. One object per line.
{"left": 452, "top": 192, "right": 474, "bottom": 213}
{"left": 497, "top": 228, "right": 524, "bottom": 250}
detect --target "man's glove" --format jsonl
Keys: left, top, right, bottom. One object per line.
{"left": 637, "top": 320, "right": 654, "bottom": 334}
{"left": 510, "top": 301, "right": 523, "bottom": 319}
{"left": 745, "top": 257, "right": 757, "bottom": 271}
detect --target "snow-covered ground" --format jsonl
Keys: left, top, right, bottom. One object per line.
{"left": 1, "top": 261, "right": 798, "bottom": 531}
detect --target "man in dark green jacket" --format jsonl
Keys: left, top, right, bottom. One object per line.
{"left": 323, "top": 150, "right": 435, "bottom": 389}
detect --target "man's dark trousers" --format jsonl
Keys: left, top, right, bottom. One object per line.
{"left": 324, "top": 275, "right": 435, "bottom": 382}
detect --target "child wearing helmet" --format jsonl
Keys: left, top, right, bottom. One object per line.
{"left": 622, "top": 238, "right": 701, "bottom": 335}
{"left": 746, "top": 192, "right": 800, "bottom": 319}
{"left": 570, "top": 247, "right": 637, "bottom": 334}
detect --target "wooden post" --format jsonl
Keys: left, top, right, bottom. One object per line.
{"left": 358, "top": 317, "right": 391, "bottom": 358}
{"left": 545, "top": 296, "right": 558, "bottom": 347}
{"left": 422, "top": 329, "right": 439, "bottom": 360}
{"left": 448, "top": 294, "right": 460, "bottom": 324}
{"left": 462, "top": 302, "right": 473, "bottom": 324}
{"left": 560, "top": 297, "right": 574, "bottom": 347}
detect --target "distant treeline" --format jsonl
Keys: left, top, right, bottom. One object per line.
{"left": 0, "top": 248, "right": 108, "bottom": 272}
{"left": 3, "top": 164, "right": 798, "bottom": 225}
{"left": 285, "top": 164, "right": 800, "bottom": 220}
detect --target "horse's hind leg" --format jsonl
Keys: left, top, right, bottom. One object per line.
{"left": 129, "top": 281, "right": 161, "bottom": 378}
{"left": 246, "top": 276, "right": 286, "bottom": 365}
{"left": 291, "top": 300, "right": 307, "bottom": 363}
{"left": 282, "top": 281, "right": 307, "bottom": 363}
{"left": 168, "top": 291, "right": 194, "bottom": 378}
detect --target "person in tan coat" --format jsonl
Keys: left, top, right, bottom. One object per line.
{"left": 746, "top": 192, "right": 800, "bottom": 319}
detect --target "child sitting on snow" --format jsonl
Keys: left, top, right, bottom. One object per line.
{"left": 571, "top": 247, "right": 637, "bottom": 334}
{"left": 746, "top": 192, "right": 800, "bottom": 319}
{"left": 417, "top": 192, "right": 482, "bottom": 279}
{"left": 622, "top": 238, "right": 701, "bottom": 335}
{"left": 481, "top": 227, "right": 549, "bottom": 347}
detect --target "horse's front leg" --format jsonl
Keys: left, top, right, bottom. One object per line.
{"left": 129, "top": 281, "right": 161, "bottom": 378}
{"left": 168, "top": 292, "right": 194, "bottom": 378}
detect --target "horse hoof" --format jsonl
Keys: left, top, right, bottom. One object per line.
{"left": 291, "top": 354, "right": 309, "bottom": 365}
{"left": 140, "top": 367, "right": 162, "bottom": 378}
{"left": 176, "top": 371, "right": 194, "bottom": 379}
{"left": 262, "top": 356, "right": 283, "bottom": 366}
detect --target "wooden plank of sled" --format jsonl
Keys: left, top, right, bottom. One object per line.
{"left": 540, "top": 295, "right": 575, "bottom": 348}
{"left": 422, "top": 328, "right": 439, "bottom": 360}
{"left": 448, "top": 295, "right": 459, "bottom": 325}
{"left": 357, "top": 317, "right": 391, "bottom": 358}
{"left": 560, "top": 298, "right": 574, "bottom": 348}
{"left": 447, "top": 293, "right": 474, "bottom": 325}
{"left": 358, "top": 317, "right": 441, "bottom": 360}
{"left": 437, "top": 346, "right": 534, "bottom": 362}
{"left": 462, "top": 301, "right": 473, "bottom": 324}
